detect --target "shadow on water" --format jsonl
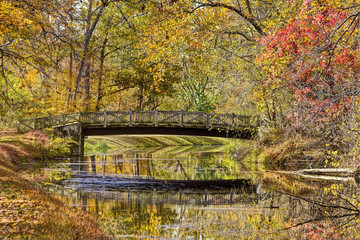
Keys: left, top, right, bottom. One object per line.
{"left": 45, "top": 143, "right": 360, "bottom": 239}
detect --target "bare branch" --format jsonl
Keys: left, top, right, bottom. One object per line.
{"left": 187, "top": 1, "right": 265, "bottom": 36}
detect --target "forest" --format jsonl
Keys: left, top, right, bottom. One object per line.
{"left": 0, "top": 0, "right": 360, "bottom": 162}
{"left": 2, "top": 1, "right": 360, "bottom": 239}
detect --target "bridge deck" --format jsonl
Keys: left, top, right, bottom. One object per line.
{"left": 18, "top": 110, "right": 258, "bottom": 137}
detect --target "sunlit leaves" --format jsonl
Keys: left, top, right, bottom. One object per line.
{"left": 257, "top": 1, "right": 360, "bottom": 127}
{"left": 0, "top": 1, "right": 39, "bottom": 39}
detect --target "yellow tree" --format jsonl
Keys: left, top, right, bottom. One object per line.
{"left": 0, "top": 0, "right": 46, "bottom": 124}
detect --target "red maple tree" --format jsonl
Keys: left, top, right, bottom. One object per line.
{"left": 258, "top": 1, "right": 360, "bottom": 130}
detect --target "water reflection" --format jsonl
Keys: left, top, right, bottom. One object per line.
{"left": 60, "top": 146, "right": 239, "bottom": 181}
{"left": 47, "top": 186, "right": 258, "bottom": 209}
{"left": 47, "top": 184, "right": 267, "bottom": 239}
{"left": 47, "top": 143, "right": 360, "bottom": 239}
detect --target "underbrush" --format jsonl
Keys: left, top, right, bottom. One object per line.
{"left": 233, "top": 129, "right": 324, "bottom": 171}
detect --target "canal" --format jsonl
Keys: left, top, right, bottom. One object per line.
{"left": 44, "top": 136, "right": 360, "bottom": 239}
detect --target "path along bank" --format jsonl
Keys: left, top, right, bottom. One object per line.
{"left": 0, "top": 129, "right": 109, "bottom": 239}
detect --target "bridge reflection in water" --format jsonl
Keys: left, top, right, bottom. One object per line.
{"left": 61, "top": 151, "right": 243, "bottom": 181}
{"left": 46, "top": 184, "right": 258, "bottom": 211}
{"left": 48, "top": 148, "right": 258, "bottom": 210}
{"left": 45, "top": 143, "right": 271, "bottom": 238}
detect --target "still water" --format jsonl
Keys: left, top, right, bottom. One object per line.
{"left": 45, "top": 138, "right": 360, "bottom": 239}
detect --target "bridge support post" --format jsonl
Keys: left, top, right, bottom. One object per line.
{"left": 180, "top": 110, "right": 184, "bottom": 127}
{"left": 78, "top": 131, "right": 85, "bottom": 161}
{"left": 155, "top": 111, "right": 158, "bottom": 127}
{"left": 52, "top": 123, "right": 84, "bottom": 159}
{"left": 129, "top": 109, "right": 133, "bottom": 126}
{"left": 104, "top": 110, "right": 107, "bottom": 127}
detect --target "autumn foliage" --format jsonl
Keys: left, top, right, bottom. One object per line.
{"left": 258, "top": 1, "right": 360, "bottom": 128}
{"left": 0, "top": 0, "right": 359, "bottom": 142}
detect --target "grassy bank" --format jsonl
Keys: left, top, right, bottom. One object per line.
{"left": 0, "top": 130, "right": 109, "bottom": 239}
{"left": 223, "top": 132, "right": 326, "bottom": 195}
{"left": 231, "top": 130, "right": 324, "bottom": 171}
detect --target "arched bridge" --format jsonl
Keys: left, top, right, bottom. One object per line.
{"left": 18, "top": 110, "right": 258, "bottom": 137}
{"left": 18, "top": 110, "right": 259, "bottom": 155}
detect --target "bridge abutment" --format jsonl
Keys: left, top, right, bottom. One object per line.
{"left": 52, "top": 123, "right": 84, "bottom": 158}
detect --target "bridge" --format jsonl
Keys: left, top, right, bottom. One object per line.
{"left": 18, "top": 110, "right": 258, "bottom": 155}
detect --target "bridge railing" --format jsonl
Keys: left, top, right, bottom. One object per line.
{"left": 18, "top": 110, "right": 258, "bottom": 133}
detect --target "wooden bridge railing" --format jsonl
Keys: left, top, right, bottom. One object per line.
{"left": 18, "top": 110, "right": 258, "bottom": 133}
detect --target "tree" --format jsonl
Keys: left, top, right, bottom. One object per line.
{"left": 257, "top": 1, "right": 360, "bottom": 156}
{"left": 0, "top": 0, "right": 48, "bottom": 124}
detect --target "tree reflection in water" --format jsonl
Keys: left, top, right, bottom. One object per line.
{"left": 47, "top": 145, "right": 360, "bottom": 239}
{"left": 256, "top": 173, "right": 360, "bottom": 239}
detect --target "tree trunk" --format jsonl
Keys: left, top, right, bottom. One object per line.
{"left": 137, "top": 85, "right": 144, "bottom": 110}
{"left": 95, "top": 37, "right": 108, "bottom": 111}
{"left": 73, "top": 1, "right": 106, "bottom": 104}
{"left": 83, "top": 61, "right": 91, "bottom": 110}
{"left": 66, "top": 49, "right": 73, "bottom": 111}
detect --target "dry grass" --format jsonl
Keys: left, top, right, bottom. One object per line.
{"left": 0, "top": 129, "right": 110, "bottom": 239}
{"left": 258, "top": 137, "right": 323, "bottom": 170}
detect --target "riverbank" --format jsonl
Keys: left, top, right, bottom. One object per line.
{"left": 0, "top": 129, "right": 109, "bottom": 239}
{"left": 233, "top": 131, "right": 323, "bottom": 171}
